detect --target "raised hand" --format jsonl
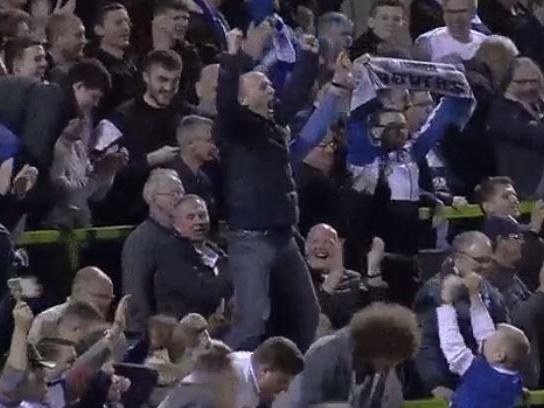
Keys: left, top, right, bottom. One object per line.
{"left": 464, "top": 272, "right": 482, "bottom": 299}
{"left": 11, "top": 164, "right": 38, "bottom": 198}
{"left": 13, "top": 301, "right": 34, "bottom": 332}
{"left": 242, "top": 21, "right": 274, "bottom": 61}
{"left": 441, "top": 274, "right": 465, "bottom": 305}
{"left": 300, "top": 34, "right": 319, "bottom": 54}
{"left": 226, "top": 29, "right": 244, "bottom": 55}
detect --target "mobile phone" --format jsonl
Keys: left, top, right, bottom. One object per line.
{"left": 7, "top": 277, "right": 42, "bottom": 299}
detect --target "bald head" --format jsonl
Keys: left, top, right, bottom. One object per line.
{"left": 71, "top": 266, "right": 114, "bottom": 317}
{"left": 452, "top": 231, "right": 492, "bottom": 255}
{"left": 451, "top": 231, "right": 493, "bottom": 277}
{"left": 238, "top": 71, "right": 275, "bottom": 119}
{"left": 307, "top": 223, "right": 338, "bottom": 242}
{"left": 486, "top": 323, "right": 530, "bottom": 371}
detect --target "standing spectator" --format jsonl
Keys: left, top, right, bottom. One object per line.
{"left": 294, "top": 303, "right": 420, "bottom": 407}
{"left": 186, "top": 0, "right": 229, "bottom": 63}
{"left": 4, "top": 36, "right": 48, "bottom": 79}
{"left": 166, "top": 115, "right": 218, "bottom": 224}
{"left": 91, "top": 2, "right": 139, "bottom": 116}
{"left": 475, "top": 177, "right": 544, "bottom": 291}
{"left": 0, "top": 8, "right": 31, "bottom": 49}
{"left": 93, "top": 50, "right": 183, "bottom": 225}
{"left": 121, "top": 168, "right": 184, "bottom": 336}
{"left": 28, "top": 266, "right": 114, "bottom": 344}
{"left": 194, "top": 63, "right": 219, "bottom": 118}
{"left": 350, "top": 0, "right": 407, "bottom": 59}
{"left": 217, "top": 26, "right": 321, "bottom": 352}
{"left": 317, "top": 12, "right": 353, "bottom": 74}
{"left": 485, "top": 57, "right": 544, "bottom": 200}
{"left": 414, "top": 231, "right": 509, "bottom": 401}
{"left": 154, "top": 195, "right": 231, "bottom": 320}
{"left": 45, "top": 13, "right": 87, "bottom": 81}
{"left": 415, "top": 0, "right": 487, "bottom": 63}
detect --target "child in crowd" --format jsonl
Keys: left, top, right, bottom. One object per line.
{"left": 438, "top": 272, "right": 530, "bottom": 407}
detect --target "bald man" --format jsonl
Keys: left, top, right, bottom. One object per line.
{"left": 217, "top": 28, "right": 321, "bottom": 352}
{"left": 195, "top": 63, "right": 219, "bottom": 117}
{"left": 413, "top": 231, "right": 509, "bottom": 399}
{"left": 28, "top": 266, "right": 114, "bottom": 344}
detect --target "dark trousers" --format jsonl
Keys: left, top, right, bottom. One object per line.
{"left": 224, "top": 228, "right": 319, "bottom": 352}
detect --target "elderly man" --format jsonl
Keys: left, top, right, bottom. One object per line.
{"left": 154, "top": 194, "right": 231, "bottom": 320}
{"left": 414, "top": 231, "right": 509, "bottom": 401}
{"left": 122, "top": 168, "right": 184, "bottom": 336}
{"left": 28, "top": 266, "right": 114, "bottom": 344}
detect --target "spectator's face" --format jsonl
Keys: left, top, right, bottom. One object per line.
{"left": 173, "top": 199, "right": 210, "bottom": 242}
{"left": 98, "top": 8, "right": 131, "bottom": 50}
{"left": 368, "top": 6, "right": 405, "bottom": 41}
{"left": 196, "top": 64, "right": 219, "bottom": 109}
{"left": 495, "top": 234, "right": 524, "bottom": 265}
{"left": 143, "top": 64, "right": 182, "bottom": 108}
{"left": 187, "top": 124, "right": 218, "bottom": 162}
{"left": 56, "top": 21, "right": 86, "bottom": 61}
{"left": 324, "top": 21, "right": 353, "bottom": 51}
{"left": 257, "top": 368, "right": 294, "bottom": 400}
{"left": 506, "top": 61, "right": 543, "bottom": 104}
{"left": 305, "top": 225, "right": 338, "bottom": 271}
{"left": 165, "top": 8, "right": 190, "bottom": 40}
{"left": 75, "top": 278, "right": 115, "bottom": 317}
{"left": 14, "top": 45, "right": 47, "bottom": 79}
{"left": 442, "top": 0, "right": 474, "bottom": 41}
{"left": 294, "top": 5, "right": 315, "bottom": 34}
{"left": 484, "top": 183, "right": 520, "bottom": 218}
{"left": 73, "top": 83, "right": 104, "bottom": 112}
{"left": 405, "top": 91, "right": 435, "bottom": 135}
{"left": 373, "top": 111, "right": 409, "bottom": 150}
{"left": 239, "top": 72, "right": 276, "bottom": 119}
{"left": 454, "top": 239, "right": 494, "bottom": 276}
{"left": 152, "top": 176, "right": 185, "bottom": 215}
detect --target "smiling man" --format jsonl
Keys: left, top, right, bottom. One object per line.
{"left": 154, "top": 194, "right": 232, "bottom": 320}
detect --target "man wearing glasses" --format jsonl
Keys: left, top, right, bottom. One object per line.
{"left": 413, "top": 231, "right": 509, "bottom": 402}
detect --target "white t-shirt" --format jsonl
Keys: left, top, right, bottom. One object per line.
{"left": 416, "top": 26, "right": 487, "bottom": 63}
{"left": 230, "top": 352, "right": 260, "bottom": 408}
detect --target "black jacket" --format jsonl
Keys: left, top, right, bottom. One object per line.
{"left": 154, "top": 235, "right": 232, "bottom": 319}
{"left": 216, "top": 50, "right": 318, "bottom": 230}
{"left": 486, "top": 96, "right": 544, "bottom": 200}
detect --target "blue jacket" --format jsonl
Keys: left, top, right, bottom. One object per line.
{"left": 413, "top": 265, "right": 509, "bottom": 392}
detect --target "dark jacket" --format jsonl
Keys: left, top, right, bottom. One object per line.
{"left": 154, "top": 235, "right": 232, "bottom": 319}
{"left": 216, "top": 49, "right": 318, "bottom": 230}
{"left": 0, "top": 76, "right": 70, "bottom": 170}
{"left": 93, "top": 97, "right": 180, "bottom": 225}
{"left": 350, "top": 30, "right": 383, "bottom": 60}
{"left": 413, "top": 261, "right": 509, "bottom": 392}
{"left": 486, "top": 261, "right": 532, "bottom": 314}
{"left": 486, "top": 96, "right": 544, "bottom": 200}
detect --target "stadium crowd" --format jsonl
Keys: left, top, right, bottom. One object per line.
{"left": 1, "top": 0, "right": 544, "bottom": 406}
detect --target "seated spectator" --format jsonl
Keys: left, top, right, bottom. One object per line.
{"left": 194, "top": 63, "right": 219, "bottom": 118}
{"left": 122, "top": 168, "right": 184, "bottom": 336}
{"left": 485, "top": 57, "right": 544, "bottom": 200}
{"left": 4, "top": 36, "right": 48, "bottom": 80}
{"left": 414, "top": 231, "right": 509, "bottom": 400}
{"left": 45, "top": 13, "right": 87, "bottom": 82}
{"left": 304, "top": 223, "right": 385, "bottom": 330}
{"left": 154, "top": 195, "right": 232, "bottom": 320}
{"left": 476, "top": 177, "right": 544, "bottom": 290}
{"left": 93, "top": 50, "right": 183, "bottom": 225}
{"left": 159, "top": 340, "right": 239, "bottom": 408}
{"left": 350, "top": 0, "right": 407, "bottom": 59}
{"left": 294, "top": 303, "right": 420, "bottom": 407}
{"left": 166, "top": 115, "right": 218, "bottom": 224}
{"left": 90, "top": 2, "right": 139, "bottom": 116}
{"left": 438, "top": 273, "right": 530, "bottom": 407}
{"left": 28, "top": 266, "right": 114, "bottom": 344}
{"left": 230, "top": 336, "right": 304, "bottom": 407}
{"left": 415, "top": 0, "right": 487, "bottom": 63}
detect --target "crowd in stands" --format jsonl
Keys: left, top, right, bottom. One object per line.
{"left": 2, "top": 0, "right": 544, "bottom": 406}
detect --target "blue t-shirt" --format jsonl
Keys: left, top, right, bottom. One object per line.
{"left": 452, "top": 356, "right": 523, "bottom": 408}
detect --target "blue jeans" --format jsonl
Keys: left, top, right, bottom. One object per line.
{"left": 224, "top": 228, "right": 319, "bottom": 352}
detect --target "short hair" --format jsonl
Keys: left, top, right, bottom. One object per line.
{"left": 72, "top": 266, "right": 110, "bottom": 293}
{"left": 501, "top": 56, "right": 544, "bottom": 93}
{"left": 174, "top": 194, "right": 206, "bottom": 211}
{"left": 169, "top": 313, "right": 208, "bottom": 361}
{"left": 142, "top": 168, "right": 182, "bottom": 205}
{"left": 143, "top": 49, "right": 182, "bottom": 73}
{"left": 496, "top": 324, "right": 530, "bottom": 371}
{"left": 4, "top": 35, "right": 42, "bottom": 74}
{"left": 317, "top": 12, "right": 353, "bottom": 36}
{"left": 0, "top": 9, "right": 30, "bottom": 46}
{"left": 46, "top": 13, "right": 83, "bottom": 44}
{"left": 350, "top": 303, "right": 420, "bottom": 365}
{"left": 253, "top": 337, "right": 304, "bottom": 376}
{"left": 442, "top": 0, "right": 478, "bottom": 8}
{"left": 451, "top": 230, "right": 491, "bottom": 253}
{"left": 94, "top": 2, "right": 127, "bottom": 27}
{"left": 370, "top": 0, "right": 405, "bottom": 16}
{"left": 66, "top": 58, "right": 111, "bottom": 91}
{"left": 474, "top": 176, "right": 514, "bottom": 204}
{"left": 177, "top": 115, "right": 214, "bottom": 149}
{"left": 154, "top": 0, "right": 190, "bottom": 15}
{"left": 193, "top": 340, "right": 232, "bottom": 373}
